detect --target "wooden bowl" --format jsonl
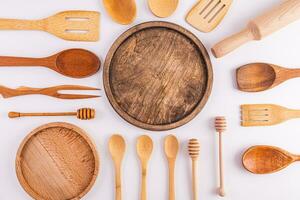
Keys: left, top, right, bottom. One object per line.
{"left": 104, "top": 21, "right": 213, "bottom": 131}
{"left": 16, "top": 122, "right": 99, "bottom": 200}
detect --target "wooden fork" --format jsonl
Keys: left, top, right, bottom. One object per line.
{"left": 241, "top": 104, "right": 300, "bottom": 126}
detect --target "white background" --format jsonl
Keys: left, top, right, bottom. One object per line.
{"left": 0, "top": 0, "right": 300, "bottom": 199}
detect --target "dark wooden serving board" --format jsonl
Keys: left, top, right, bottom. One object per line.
{"left": 104, "top": 21, "right": 213, "bottom": 131}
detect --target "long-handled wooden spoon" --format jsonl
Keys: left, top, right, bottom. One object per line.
{"left": 243, "top": 145, "right": 300, "bottom": 174}
{"left": 237, "top": 63, "right": 300, "bottom": 92}
{"left": 9, "top": 108, "right": 95, "bottom": 120}
{"left": 137, "top": 135, "right": 153, "bottom": 200}
{"left": 0, "top": 10, "right": 100, "bottom": 41}
{"left": 164, "top": 135, "right": 179, "bottom": 200}
{"left": 103, "top": 0, "right": 137, "bottom": 24}
{"left": 109, "top": 135, "right": 126, "bottom": 200}
{"left": 148, "top": 0, "right": 179, "bottom": 18}
{"left": 0, "top": 49, "right": 100, "bottom": 78}
{"left": 188, "top": 139, "right": 200, "bottom": 200}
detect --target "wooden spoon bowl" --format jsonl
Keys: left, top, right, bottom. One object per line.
{"left": 148, "top": 0, "right": 179, "bottom": 18}
{"left": 103, "top": 0, "right": 137, "bottom": 24}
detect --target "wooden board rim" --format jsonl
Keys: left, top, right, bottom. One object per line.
{"left": 15, "top": 122, "right": 99, "bottom": 200}
{"left": 103, "top": 21, "right": 213, "bottom": 131}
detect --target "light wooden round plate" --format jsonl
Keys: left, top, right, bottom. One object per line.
{"left": 104, "top": 21, "right": 213, "bottom": 131}
{"left": 16, "top": 122, "right": 99, "bottom": 200}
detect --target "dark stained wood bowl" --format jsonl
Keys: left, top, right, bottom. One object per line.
{"left": 16, "top": 122, "right": 99, "bottom": 200}
{"left": 104, "top": 21, "right": 213, "bottom": 131}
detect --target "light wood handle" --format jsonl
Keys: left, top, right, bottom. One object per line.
{"left": 212, "top": 0, "right": 300, "bottom": 58}
{"left": 0, "top": 18, "right": 44, "bottom": 30}
{"left": 218, "top": 133, "right": 225, "bottom": 197}
{"left": 115, "top": 164, "right": 122, "bottom": 200}
{"left": 141, "top": 168, "right": 147, "bottom": 200}
{"left": 8, "top": 112, "right": 76, "bottom": 118}
{"left": 0, "top": 56, "right": 54, "bottom": 67}
{"left": 168, "top": 160, "right": 175, "bottom": 200}
{"left": 192, "top": 160, "right": 198, "bottom": 200}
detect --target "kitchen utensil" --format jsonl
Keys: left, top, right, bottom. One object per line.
{"left": 241, "top": 104, "right": 300, "bottom": 126}
{"left": 236, "top": 63, "right": 300, "bottom": 92}
{"left": 9, "top": 108, "right": 95, "bottom": 120}
{"left": 0, "top": 49, "right": 100, "bottom": 78}
{"left": 188, "top": 139, "right": 200, "bottom": 200}
{"left": 212, "top": 0, "right": 300, "bottom": 58}
{"left": 164, "top": 135, "right": 179, "bottom": 200}
{"left": 0, "top": 85, "right": 100, "bottom": 99}
{"left": 109, "top": 135, "right": 126, "bottom": 200}
{"left": 215, "top": 117, "right": 227, "bottom": 197}
{"left": 137, "top": 135, "right": 153, "bottom": 200}
{"left": 0, "top": 10, "right": 100, "bottom": 41}
{"left": 148, "top": 0, "right": 178, "bottom": 18}
{"left": 186, "top": 0, "right": 232, "bottom": 32}
{"left": 243, "top": 145, "right": 300, "bottom": 174}
{"left": 16, "top": 122, "right": 99, "bottom": 200}
{"left": 104, "top": 21, "right": 213, "bottom": 131}
{"left": 103, "top": 0, "right": 136, "bottom": 24}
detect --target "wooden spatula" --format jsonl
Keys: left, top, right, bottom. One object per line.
{"left": 0, "top": 10, "right": 100, "bottom": 41}
{"left": 241, "top": 104, "right": 300, "bottom": 126}
{"left": 186, "top": 0, "right": 232, "bottom": 32}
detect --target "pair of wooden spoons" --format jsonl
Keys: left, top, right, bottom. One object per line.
{"left": 243, "top": 145, "right": 300, "bottom": 174}
{"left": 0, "top": 49, "right": 100, "bottom": 78}
{"left": 237, "top": 63, "right": 300, "bottom": 92}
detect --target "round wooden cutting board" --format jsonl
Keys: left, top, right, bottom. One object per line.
{"left": 104, "top": 21, "right": 213, "bottom": 131}
{"left": 16, "top": 122, "right": 99, "bottom": 200}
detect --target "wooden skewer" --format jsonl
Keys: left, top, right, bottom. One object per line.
{"left": 188, "top": 139, "right": 200, "bottom": 200}
{"left": 8, "top": 108, "right": 95, "bottom": 120}
{"left": 215, "top": 116, "right": 227, "bottom": 197}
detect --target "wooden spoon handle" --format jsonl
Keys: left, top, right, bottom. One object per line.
{"left": 0, "top": 56, "right": 53, "bottom": 67}
{"left": 192, "top": 160, "right": 198, "bottom": 200}
{"left": 0, "top": 18, "right": 44, "bottom": 30}
{"left": 115, "top": 164, "right": 122, "bottom": 200}
{"left": 168, "top": 160, "right": 175, "bottom": 200}
{"left": 141, "top": 168, "right": 147, "bottom": 200}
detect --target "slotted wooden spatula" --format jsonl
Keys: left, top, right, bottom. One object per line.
{"left": 241, "top": 104, "right": 300, "bottom": 126}
{"left": 0, "top": 10, "right": 100, "bottom": 41}
{"left": 186, "top": 0, "right": 232, "bottom": 32}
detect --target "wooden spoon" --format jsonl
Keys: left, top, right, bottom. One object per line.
{"left": 237, "top": 63, "right": 300, "bottom": 92}
{"left": 164, "top": 135, "right": 179, "bottom": 200}
{"left": 148, "top": 0, "right": 178, "bottom": 18}
{"left": 109, "top": 134, "right": 126, "bottom": 200}
{"left": 243, "top": 145, "right": 300, "bottom": 174}
{"left": 0, "top": 49, "right": 100, "bottom": 79}
{"left": 103, "top": 0, "right": 137, "bottom": 24}
{"left": 137, "top": 135, "right": 153, "bottom": 200}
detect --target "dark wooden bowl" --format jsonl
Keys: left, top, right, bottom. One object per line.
{"left": 104, "top": 21, "right": 213, "bottom": 131}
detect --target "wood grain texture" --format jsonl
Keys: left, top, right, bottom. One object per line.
{"left": 104, "top": 21, "right": 213, "bottom": 131}
{"left": 16, "top": 122, "right": 99, "bottom": 200}
{"left": 186, "top": 0, "right": 232, "bottom": 32}
{"left": 0, "top": 10, "right": 100, "bottom": 41}
{"left": 242, "top": 145, "right": 300, "bottom": 174}
{"left": 103, "top": 0, "right": 136, "bottom": 24}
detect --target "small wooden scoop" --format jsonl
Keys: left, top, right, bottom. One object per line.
{"left": 103, "top": 0, "right": 136, "bottom": 24}
{"left": 0, "top": 10, "right": 100, "bottom": 41}
{"left": 186, "top": 0, "right": 232, "bottom": 32}
{"left": 148, "top": 0, "right": 179, "bottom": 18}
{"left": 237, "top": 63, "right": 300, "bottom": 92}
{"left": 243, "top": 145, "right": 300, "bottom": 174}
{"left": 9, "top": 108, "right": 95, "bottom": 120}
{"left": 0, "top": 49, "right": 100, "bottom": 78}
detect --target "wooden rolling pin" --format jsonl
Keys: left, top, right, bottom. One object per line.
{"left": 212, "top": 0, "right": 300, "bottom": 58}
{"left": 9, "top": 108, "right": 95, "bottom": 120}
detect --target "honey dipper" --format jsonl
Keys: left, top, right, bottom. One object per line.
{"left": 188, "top": 139, "right": 200, "bottom": 200}
{"left": 9, "top": 108, "right": 95, "bottom": 120}
{"left": 215, "top": 117, "right": 227, "bottom": 197}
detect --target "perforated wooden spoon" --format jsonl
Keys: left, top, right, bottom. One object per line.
{"left": 237, "top": 63, "right": 300, "bottom": 92}
{"left": 103, "top": 0, "right": 136, "bottom": 24}
{"left": 137, "top": 135, "right": 153, "bottom": 200}
{"left": 109, "top": 135, "right": 126, "bottom": 200}
{"left": 0, "top": 11, "right": 100, "bottom": 41}
{"left": 164, "top": 135, "right": 179, "bottom": 200}
{"left": 148, "top": 0, "right": 179, "bottom": 18}
{"left": 243, "top": 145, "right": 300, "bottom": 174}
{"left": 0, "top": 49, "right": 100, "bottom": 78}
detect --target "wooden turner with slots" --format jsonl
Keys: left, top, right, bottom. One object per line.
{"left": 0, "top": 10, "right": 100, "bottom": 41}
{"left": 186, "top": 0, "right": 232, "bottom": 32}
{"left": 241, "top": 104, "right": 300, "bottom": 126}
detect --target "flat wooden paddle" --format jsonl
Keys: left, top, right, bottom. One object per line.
{"left": 243, "top": 145, "right": 300, "bottom": 174}
{"left": 0, "top": 10, "right": 100, "bottom": 41}
{"left": 148, "top": 0, "right": 179, "bottom": 18}
{"left": 237, "top": 63, "right": 300, "bottom": 92}
{"left": 103, "top": 0, "right": 136, "bottom": 24}
{"left": 0, "top": 49, "right": 100, "bottom": 78}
